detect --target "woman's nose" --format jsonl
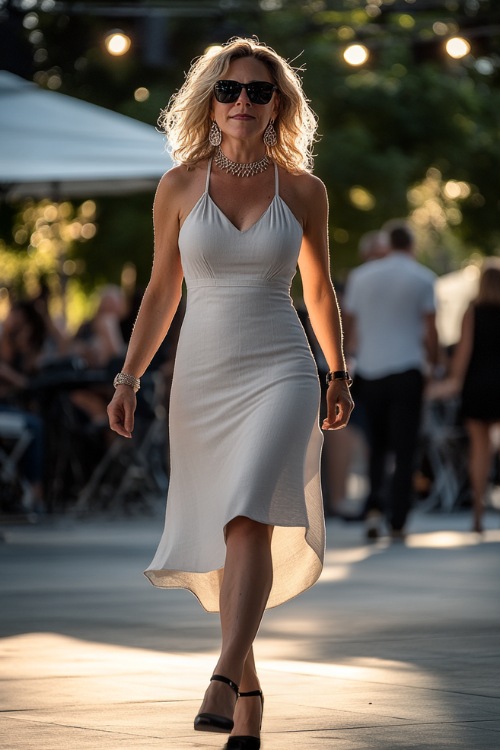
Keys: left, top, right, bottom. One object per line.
{"left": 236, "top": 87, "right": 251, "bottom": 104}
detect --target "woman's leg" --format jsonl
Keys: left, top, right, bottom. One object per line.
{"left": 230, "top": 646, "right": 264, "bottom": 738}
{"left": 197, "top": 516, "right": 273, "bottom": 720}
{"left": 466, "top": 419, "right": 492, "bottom": 532}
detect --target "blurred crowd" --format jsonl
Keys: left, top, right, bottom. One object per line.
{"left": 1, "top": 229, "right": 500, "bottom": 537}
{"left": 0, "top": 284, "right": 182, "bottom": 518}
{"left": 310, "top": 222, "right": 500, "bottom": 539}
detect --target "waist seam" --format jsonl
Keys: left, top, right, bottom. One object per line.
{"left": 186, "top": 278, "right": 289, "bottom": 289}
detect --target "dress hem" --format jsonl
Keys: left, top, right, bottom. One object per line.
{"left": 144, "top": 518, "right": 324, "bottom": 613}
{"left": 143, "top": 555, "right": 323, "bottom": 614}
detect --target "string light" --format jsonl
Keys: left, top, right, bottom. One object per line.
{"left": 105, "top": 31, "right": 131, "bottom": 56}
{"left": 445, "top": 37, "right": 470, "bottom": 59}
{"left": 343, "top": 44, "right": 369, "bottom": 66}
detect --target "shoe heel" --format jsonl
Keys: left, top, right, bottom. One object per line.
{"left": 194, "top": 674, "right": 239, "bottom": 734}
{"left": 225, "top": 689, "right": 264, "bottom": 749}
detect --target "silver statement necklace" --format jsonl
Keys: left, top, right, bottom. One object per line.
{"left": 214, "top": 147, "right": 271, "bottom": 178}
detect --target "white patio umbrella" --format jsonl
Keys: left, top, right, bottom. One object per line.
{"left": 0, "top": 71, "right": 173, "bottom": 200}
{"left": 435, "top": 264, "right": 480, "bottom": 346}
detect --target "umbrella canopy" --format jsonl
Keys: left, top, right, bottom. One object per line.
{"left": 0, "top": 71, "right": 173, "bottom": 200}
{"left": 435, "top": 264, "right": 479, "bottom": 346}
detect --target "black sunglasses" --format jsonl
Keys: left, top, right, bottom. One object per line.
{"left": 214, "top": 79, "right": 277, "bottom": 105}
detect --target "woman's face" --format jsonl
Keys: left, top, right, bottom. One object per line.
{"left": 211, "top": 56, "right": 279, "bottom": 145}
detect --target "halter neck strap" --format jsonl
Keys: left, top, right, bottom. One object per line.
{"left": 205, "top": 159, "right": 212, "bottom": 193}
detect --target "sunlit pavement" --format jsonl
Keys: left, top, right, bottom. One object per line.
{"left": 1, "top": 508, "right": 500, "bottom": 749}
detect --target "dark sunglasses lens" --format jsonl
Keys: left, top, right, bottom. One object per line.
{"left": 248, "top": 83, "right": 275, "bottom": 104}
{"left": 214, "top": 81, "right": 275, "bottom": 104}
{"left": 214, "top": 81, "right": 240, "bottom": 103}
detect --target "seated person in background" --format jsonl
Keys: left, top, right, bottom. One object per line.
{"left": 32, "top": 281, "right": 72, "bottom": 361}
{"left": 72, "top": 285, "right": 126, "bottom": 368}
{"left": 69, "top": 285, "right": 126, "bottom": 425}
{"left": 0, "top": 300, "right": 48, "bottom": 513}
{"left": 0, "top": 299, "right": 47, "bottom": 380}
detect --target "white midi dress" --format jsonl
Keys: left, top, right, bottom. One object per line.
{"left": 144, "top": 161, "right": 325, "bottom": 612}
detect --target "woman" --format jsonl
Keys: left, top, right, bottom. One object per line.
{"left": 108, "top": 37, "right": 353, "bottom": 749}
{"left": 447, "top": 259, "right": 500, "bottom": 533}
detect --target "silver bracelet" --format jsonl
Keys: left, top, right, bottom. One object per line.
{"left": 113, "top": 372, "right": 140, "bottom": 392}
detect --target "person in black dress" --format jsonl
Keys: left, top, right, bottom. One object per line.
{"left": 447, "top": 259, "right": 500, "bottom": 532}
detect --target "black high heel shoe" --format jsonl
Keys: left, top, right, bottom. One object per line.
{"left": 225, "top": 689, "right": 264, "bottom": 750}
{"left": 194, "top": 674, "right": 239, "bottom": 733}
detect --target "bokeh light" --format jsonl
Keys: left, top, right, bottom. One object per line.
{"left": 333, "top": 228, "right": 349, "bottom": 244}
{"left": 105, "top": 31, "right": 131, "bottom": 56}
{"left": 134, "top": 87, "right": 150, "bottom": 102}
{"left": 337, "top": 26, "right": 355, "bottom": 41}
{"left": 433, "top": 21, "right": 449, "bottom": 36}
{"left": 443, "top": 180, "right": 471, "bottom": 200}
{"left": 343, "top": 44, "right": 369, "bottom": 66}
{"left": 445, "top": 37, "right": 471, "bottom": 59}
{"left": 349, "top": 186, "right": 376, "bottom": 210}
{"left": 475, "top": 58, "right": 494, "bottom": 75}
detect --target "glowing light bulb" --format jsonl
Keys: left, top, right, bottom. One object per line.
{"left": 105, "top": 31, "right": 131, "bottom": 56}
{"left": 445, "top": 37, "right": 470, "bottom": 59}
{"left": 343, "top": 44, "right": 369, "bottom": 66}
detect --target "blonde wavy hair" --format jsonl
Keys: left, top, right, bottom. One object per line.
{"left": 159, "top": 37, "right": 318, "bottom": 173}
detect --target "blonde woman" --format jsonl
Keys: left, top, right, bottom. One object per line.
{"left": 107, "top": 37, "right": 353, "bottom": 749}
{"left": 447, "top": 259, "right": 500, "bottom": 533}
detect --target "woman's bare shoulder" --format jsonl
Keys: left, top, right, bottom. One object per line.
{"left": 155, "top": 162, "right": 208, "bottom": 202}
{"left": 279, "top": 169, "right": 327, "bottom": 224}
{"left": 297, "top": 171, "right": 327, "bottom": 197}
{"left": 280, "top": 169, "right": 326, "bottom": 200}
{"left": 154, "top": 162, "right": 209, "bottom": 228}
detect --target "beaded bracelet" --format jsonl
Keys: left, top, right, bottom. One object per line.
{"left": 113, "top": 372, "right": 141, "bottom": 392}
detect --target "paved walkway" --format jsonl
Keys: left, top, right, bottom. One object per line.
{"left": 1, "top": 508, "right": 500, "bottom": 749}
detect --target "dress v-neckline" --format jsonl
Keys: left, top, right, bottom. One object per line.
{"left": 207, "top": 193, "right": 277, "bottom": 234}
{"left": 205, "top": 157, "right": 279, "bottom": 234}
{"left": 179, "top": 161, "right": 303, "bottom": 236}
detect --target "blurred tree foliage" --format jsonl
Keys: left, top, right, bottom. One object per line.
{"left": 1, "top": 0, "right": 499, "bottom": 304}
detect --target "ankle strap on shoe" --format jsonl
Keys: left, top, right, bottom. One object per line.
{"left": 239, "top": 689, "right": 262, "bottom": 698}
{"left": 210, "top": 674, "right": 239, "bottom": 696}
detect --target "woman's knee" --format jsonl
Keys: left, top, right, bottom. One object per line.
{"left": 225, "top": 516, "right": 273, "bottom": 546}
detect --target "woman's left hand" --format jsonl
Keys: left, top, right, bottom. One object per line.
{"left": 322, "top": 380, "right": 354, "bottom": 430}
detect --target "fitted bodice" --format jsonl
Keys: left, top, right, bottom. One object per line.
{"left": 178, "top": 161, "right": 303, "bottom": 288}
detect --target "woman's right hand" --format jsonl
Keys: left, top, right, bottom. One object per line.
{"left": 107, "top": 385, "right": 137, "bottom": 438}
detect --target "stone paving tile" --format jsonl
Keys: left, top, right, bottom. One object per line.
{"left": 0, "top": 719, "right": 223, "bottom": 750}
{"left": 322, "top": 722, "right": 500, "bottom": 750}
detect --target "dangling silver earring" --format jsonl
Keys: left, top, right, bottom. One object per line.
{"left": 209, "top": 120, "right": 222, "bottom": 147}
{"left": 263, "top": 119, "right": 277, "bottom": 147}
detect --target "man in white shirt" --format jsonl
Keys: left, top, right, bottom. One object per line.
{"left": 343, "top": 222, "right": 438, "bottom": 541}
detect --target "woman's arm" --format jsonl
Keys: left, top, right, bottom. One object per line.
{"left": 108, "top": 169, "right": 185, "bottom": 437}
{"left": 297, "top": 175, "right": 353, "bottom": 430}
{"left": 449, "top": 303, "right": 474, "bottom": 387}
{"left": 427, "top": 303, "right": 474, "bottom": 402}
{"left": 423, "top": 311, "right": 439, "bottom": 371}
